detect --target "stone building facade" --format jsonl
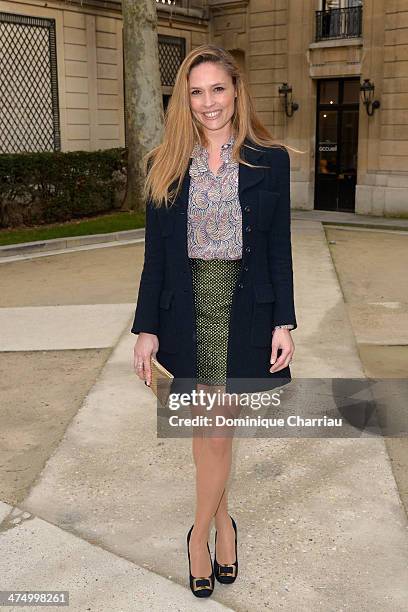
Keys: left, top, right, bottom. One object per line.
{"left": 0, "top": 0, "right": 407, "bottom": 216}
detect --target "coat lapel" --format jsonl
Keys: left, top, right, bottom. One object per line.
{"left": 238, "top": 139, "right": 266, "bottom": 201}
{"left": 176, "top": 138, "right": 266, "bottom": 213}
{"left": 175, "top": 158, "right": 192, "bottom": 214}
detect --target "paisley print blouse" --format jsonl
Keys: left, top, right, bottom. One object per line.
{"left": 187, "top": 135, "right": 242, "bottom": 260}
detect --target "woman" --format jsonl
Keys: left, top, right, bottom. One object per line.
{"left": 132, "top": 44, "right": 297, "bottom": 598}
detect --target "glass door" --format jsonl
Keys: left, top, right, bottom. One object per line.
{"left": 315, "top": 78, "right": 360, "bottom": 212}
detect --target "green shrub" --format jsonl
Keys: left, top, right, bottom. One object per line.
{"left": 0, "top": 148, "right": 128, "bottom": 228}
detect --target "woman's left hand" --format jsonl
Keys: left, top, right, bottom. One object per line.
{"left": 269, "top": 328, "right": 295, "bottom": 373}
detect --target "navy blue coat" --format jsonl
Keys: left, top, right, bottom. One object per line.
{"left": 131, "top": 140, "right": 297, "bottom": 394}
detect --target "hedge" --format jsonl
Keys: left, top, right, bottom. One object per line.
{"left": 0, "top": 147, "right": 128, "bottom": 228}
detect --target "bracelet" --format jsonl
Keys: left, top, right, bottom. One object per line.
{"left": 274, "top": 325, "right": 294, "bottom": 330}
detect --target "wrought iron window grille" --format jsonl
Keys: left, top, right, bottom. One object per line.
{"left": 0, "top": 11, "right": 61, "bottom": 153}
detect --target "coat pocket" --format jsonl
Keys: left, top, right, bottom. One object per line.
{"left": 250, "top": 283, "right": 276, "bottom": 347}
{"left": 158, "top": 288, "right": 178, "bottom": 353}
{"left": 257, "top": 190, "right": 280, "bottom": 231}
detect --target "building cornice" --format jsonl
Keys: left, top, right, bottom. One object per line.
{"left": 58, "top": 0, "right": 209, "bottom": 21}
{"left": 309, "top": 38, "right": 363, "bottom": 50}
{"left": 208, "top": 0, "right": 248, "bottom": 8}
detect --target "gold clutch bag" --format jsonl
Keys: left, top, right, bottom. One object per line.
{"left": 148, "top": 356, "right": 174, "bottom": 407}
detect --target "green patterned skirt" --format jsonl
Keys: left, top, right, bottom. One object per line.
{"left": 189, "top": 257, "right": 242, "bottom": 386}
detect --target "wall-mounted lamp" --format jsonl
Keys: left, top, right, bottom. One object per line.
{"left": 278, "top": 83, "right": 299, "bottom": 117}
{"left": 360, "top": 79, "right": 381, "bottom": 116}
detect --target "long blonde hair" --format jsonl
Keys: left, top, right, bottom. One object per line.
{"left": 144, "top": 44, "right": 299, "bottom": 208}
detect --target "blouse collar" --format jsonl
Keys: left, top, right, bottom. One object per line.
{"left": 190, "top": 135, "right": 236, "bottom": 176}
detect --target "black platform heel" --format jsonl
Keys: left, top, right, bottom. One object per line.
{"left": 214, "top": 514, "right": 238, "bottom": 584}
{"left": 187, "top": 524, "right": 214, "bottom": 597}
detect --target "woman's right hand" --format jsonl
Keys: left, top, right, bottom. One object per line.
{"left": 134, "top": 333, "right": 159, "bottom": 387}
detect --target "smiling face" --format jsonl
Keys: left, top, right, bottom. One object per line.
{"left": 188, "top": 61, "right": 237, "bottom": 137}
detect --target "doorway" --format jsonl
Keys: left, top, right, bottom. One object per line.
{"left": 314, "top": 78, "right": 360, "bottom": 212}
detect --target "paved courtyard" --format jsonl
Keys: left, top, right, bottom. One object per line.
{"left": 0, "top": 216, "right": 407, "bottom": 611}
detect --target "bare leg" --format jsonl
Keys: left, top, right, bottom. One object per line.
{"left": 188, "top": 383, "right": 232, "bottom": 577}
{"left": 193, "top": 452, "right": 235, "bottom": 565}
{"left": 189, "top": 383, "right": 240, "bottom": 576}
{"left": 213, "top": 487, "right": 236, "bottom": 564}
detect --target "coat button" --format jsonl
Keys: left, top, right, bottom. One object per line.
{"left": 238, "top": 282, "right": 244, "bottom": 289}
{"left": 245, "top": 246, "right": 251, "bottom": 253}
{"left": 244, "top": 265, "right": 249, "bottom": 272}
{"left": 245, "top": 225, "right": 252, "bottom": 233}
{"left": 244, "top": 205, "right": 251, "bottom": 213}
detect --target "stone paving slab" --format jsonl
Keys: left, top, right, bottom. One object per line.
{"left": 0, "top": 304, "right": 136, "bottom": 351}
{"left": 0, "top": 502, "right": 233, "bottom": 612}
